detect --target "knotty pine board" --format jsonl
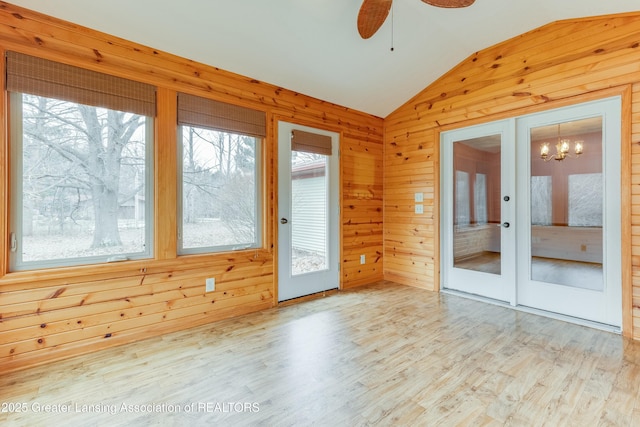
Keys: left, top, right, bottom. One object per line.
{"left": 384, "top": 13, "right": 639, "bottom": 338}
{"left": 0, "top": 1, "right": 383, "bottom": 373}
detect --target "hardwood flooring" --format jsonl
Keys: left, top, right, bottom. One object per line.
{"left": 455, "top": 252, "right": 604, "bottom": 290}
{"left": 1, "top": 281, "right": 639, "bottom": 426}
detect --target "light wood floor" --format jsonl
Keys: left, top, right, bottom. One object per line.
{"left": 1, "top": 281, "right": 639, "bottom": 426}
{"left": 455, "top": 252, "right": 604, "bottom": 290}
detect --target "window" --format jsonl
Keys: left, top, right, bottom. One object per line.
{"left": 569, "top": 173, "right": 603, "bottom": 226}
{"left": 177, "top": 93, "right": 265, "bottom": 254}
{"left": 7, "top": 52, "right": 155, "bottom": 271}
{"left": 455, "top": 170, "right": 470, "bottom": 226}
{"left": 530, "top": 175, "right": 552, "bottom": 225}
{"left": 291, "top": 149, "right": 329, "bottom": 275}
{"left": 474, "top": 173, "right": 488, "bottom": 225}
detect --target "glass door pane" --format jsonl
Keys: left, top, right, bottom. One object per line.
{"left": 290, "top": 150, "right": 328, "bottom": 276}
{"left": 442, "top": 119, "right": 514, "bottom": 303}
{"left": 452, "top": 135, "right": 502, "bottom": 275}
{"left": 529, "top": 117, "right": 603, "bottom": 290}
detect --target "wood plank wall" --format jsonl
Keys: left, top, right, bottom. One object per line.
{"left": 0, "top": 1, "right": 383, "bottom": 373}
{"left": 383, "top": 13, "right": 640, "bottom": 339}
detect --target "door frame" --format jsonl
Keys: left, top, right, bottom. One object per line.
{"left": 276, "top": 120, "right": 341, "bottom": 302}
{"left": 439, "top": 93, "right": 627, "bottom": 331}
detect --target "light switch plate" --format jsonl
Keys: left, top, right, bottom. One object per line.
{"left": 414, "top": 192, "right": 424, "bottom": 202}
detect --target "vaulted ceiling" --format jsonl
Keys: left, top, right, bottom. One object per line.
{"left": 6, "top": 1, "right": 640, "bottom": 117}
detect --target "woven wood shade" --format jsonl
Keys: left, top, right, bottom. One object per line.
{"left": 177, "top": 92, "right": 266, "bottom": 138}
{"left": 291, "top": 129, "right": 332, "bottom": 156}
{"left": 422, "top": 0, "right": 475, "bottom": 8}
{"left": 6, "top": 51, "right": 155, "bottom": 117}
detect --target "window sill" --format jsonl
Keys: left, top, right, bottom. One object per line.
{"left": 0, "top": 248, "right": 273, "bottom": 288}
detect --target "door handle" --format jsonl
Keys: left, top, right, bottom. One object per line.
{"left": 280, "top": 218, "right": 288, "bottom": 224}
{"left": 496, "top": 222, "right": 510, "bottom": 228}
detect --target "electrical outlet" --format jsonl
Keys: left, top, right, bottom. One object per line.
{"left": 360, "top": 254, "right": 365, "bottom": 265}
{"left": 415, "top": 204, "right": 424, "bottom": 214}
{"left": 205, "top": 277, "right": 215, "bottom": 292}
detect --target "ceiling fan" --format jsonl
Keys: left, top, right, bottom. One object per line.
{"left": 357, "top": 0, "right": 475, "bottom": 39}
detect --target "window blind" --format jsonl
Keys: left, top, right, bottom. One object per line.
{"left": 291, "top": 129, "right": 332, "bottom": 155}
{"left": 6, "top": 51, "right": 156, "bottom": 117}
{"left": 177, "top": 92, "right": 266, "bottom": 138}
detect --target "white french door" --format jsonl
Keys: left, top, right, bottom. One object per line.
{"left": 277, "top": 121, "right": 340, "bottom": 302}
{"left": 441, "top": 119, "right": 516, "bottom": 303}
{"left": 441, "top": 97, "right": 622, "bottom": 328}
{"left": 516, "top": 98, "right": 621, "bottom": 326}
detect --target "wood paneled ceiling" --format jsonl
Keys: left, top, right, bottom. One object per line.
{"left": 5, "top": 0, "right": 640, "bottom": 118}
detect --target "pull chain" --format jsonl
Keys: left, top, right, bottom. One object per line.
{"left": 390, "top": 2, "right": 395, "bottom": 52}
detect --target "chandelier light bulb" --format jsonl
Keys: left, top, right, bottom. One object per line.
{"left": 541, "top": 143, "right": 550, "bottom": 158}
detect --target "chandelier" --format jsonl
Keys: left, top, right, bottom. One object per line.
{"left": 540, "top": 124, "right": 584, "bottom": 162}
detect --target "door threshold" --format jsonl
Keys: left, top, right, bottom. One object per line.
{"left": 278, "top": 288, "right": 339, "bottom": 307}
{"left": 441, "top": 288, "right": 621, "bottom": 334}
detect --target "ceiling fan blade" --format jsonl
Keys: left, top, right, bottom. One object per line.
{"left": 422, "top": 0, "right": 475, "bottom": 8}
{"left": 357, "top": 0, "right": 393, "bottom": 39}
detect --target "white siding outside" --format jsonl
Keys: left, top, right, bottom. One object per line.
{"left": 291, "top": 169, "right": 327, "bottom": 256}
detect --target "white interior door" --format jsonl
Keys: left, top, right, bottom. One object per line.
{"left": 441, "top": 119, "right": 516, "bottom": 303}
{"left": 516, "top": 97, "right": 622, "bottom": 327}
{"left": 277, "top": 122, "right": 340, "bottom": 302}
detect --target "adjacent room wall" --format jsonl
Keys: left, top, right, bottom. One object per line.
{"left": 0, "top": 2, "right": 384, "bottom": 373}
{"left": 383, "top": 13, "right": 639, "bottom": 338}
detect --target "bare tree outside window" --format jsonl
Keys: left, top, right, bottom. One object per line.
{"left": 17, "top": 94, "right": 150, "bottom": 265}
{"left": 180, "top": 126, "right": 258, "bottom": 252}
